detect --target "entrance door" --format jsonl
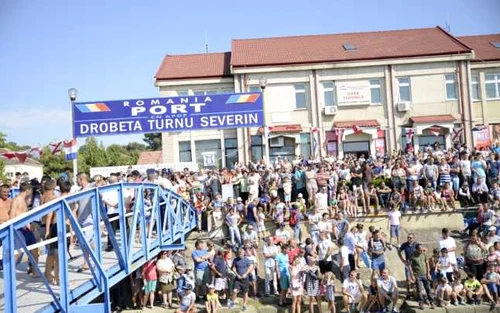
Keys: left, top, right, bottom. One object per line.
{"left": 343, "top": 141, "right": 370, "bottom": 158}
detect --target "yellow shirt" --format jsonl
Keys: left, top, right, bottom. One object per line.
{"left": 206, "top": 293, "right": 220, "bottom": 304}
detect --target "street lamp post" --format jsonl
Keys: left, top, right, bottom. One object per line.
{"left": 68, "top": 88, "right": 78, "bottom": 181}
{"left": 260, "top": 78, "right": 270, "bottom": 166}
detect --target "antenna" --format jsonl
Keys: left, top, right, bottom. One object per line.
{"left": 205, "top": 31, "right": 209, "bottom": 53}
{"left": 444, "top": 13, "right": 451, "bottom": 33}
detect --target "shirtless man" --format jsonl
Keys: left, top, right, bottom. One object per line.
{"left": 42, "top": 179, "right": 59, "bottom": 284}
{"left": 9, "top": 182, "right": 39, "bottom": 276}
{"left": 0, "top": 184, "right": 11, "bottom": 225}
{"left": 0, "top": 184, "right": 12, "bottom": 269}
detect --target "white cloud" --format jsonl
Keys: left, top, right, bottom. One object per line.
{"left": 0, "top": 108, "right": 71, "bottom": 128}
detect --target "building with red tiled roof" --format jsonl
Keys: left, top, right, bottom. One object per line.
{"left": 154, "top": 27, "right": 499, "bottom": 165}
{"left": 136, "top": 151, "right": 163, "bottom": 165}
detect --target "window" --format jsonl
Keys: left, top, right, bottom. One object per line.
{"left": 221, "top": 89, "right": 234, "bottom": 94}
{"left": 323, "top": 82, "right": 335, "bottom": 106}
{"left": 294, "top": 84, "right": 307, "bottom": 109}
{"left": 249, "top": 86, "right": 261, "bottom": 92}
{"left": 225, "top": 138, "right": 238, "bottom": 169}
{"left": 251, "top": 135, "right": 263, "bottom": 163}
{"left": 179, "top": 141, "right": 192, "bottom": 162}
{"left": 486, "top": 73, "right": 500, "bottom": 99}
{"left": 195, "top": 139, "right": 221, "bottom": 168}
{"left": 369, "top": 79, "right": 381, "bottom": 104}
{"left": 445, "top": 74, "right": 458, "bottom": 100}
{"left": 177, "top": 91, "right": 188, "bottom": 96}
{"left": 300, "top": 133, "right": 311, "bottom": 160}
{"left": 471, "top": 74, "right": 480, "bottom": 101}
{"left": 193, "top": 90, "right": 217, "bottom": 95}
{"left": 397, "top": 77, "right": 411, "bottom": 102}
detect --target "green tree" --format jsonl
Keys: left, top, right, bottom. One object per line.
{"left": 0, "top": 132, "right": 30, "bottom": 151}
{"left": 106, "top": 144, "right": 134, "bottom": 166}
{"left": 41, "top": 147, "right": 70, "bottom": 178}
{"left": 77, "top": 137, "right": 108, "bottom": 175}
{"left": 0, "top": 159, "right": 7, "bottom": 183}
{"left": 143, "top": 133, "right": 162, "bottom": 151}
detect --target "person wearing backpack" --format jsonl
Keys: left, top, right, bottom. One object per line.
{"left": 289, "top": 204, "right": 302, "bottom": 241}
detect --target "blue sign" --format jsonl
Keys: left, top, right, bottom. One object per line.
{"left": 72, "top": 93, "right": 264, "bottom": 137}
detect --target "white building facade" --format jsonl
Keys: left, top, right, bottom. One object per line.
{"left": 155, "top": 27, "right": 500, "bottom": 167}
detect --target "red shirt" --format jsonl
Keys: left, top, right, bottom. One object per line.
{"left": 287, "top": 247, "right": 300, "bottom": 264}
{"left": 143, "top": 260, "right": 157, "bottom": 281}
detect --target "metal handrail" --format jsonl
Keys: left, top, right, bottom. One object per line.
{"left": 1, "top": 182, "right": 196, "bottom": 313}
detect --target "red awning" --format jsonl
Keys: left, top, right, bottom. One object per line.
{"left": 269, "top": 124, "right": 303, "bottom": 133}
{"left": 410, "top": 114, "right": 456, "bottom": 124}
{"left": 333, "top": 119, "right": 380, "bottom": 128}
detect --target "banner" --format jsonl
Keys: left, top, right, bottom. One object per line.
{"left": 474, "top": 127, "right": 490, "bottom": 148}
{"left": 73, "top": 93, "right": 264, "bottom": 137}
{"left": 202, "top": 152, "right": 216, "bottom": 167}
{"left": 336, "top": 81, "right": 371, "bottom": 106}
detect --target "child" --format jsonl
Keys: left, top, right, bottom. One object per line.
{"left": 433, "top": 187, "right": 445, "bottom": 211}
{"left": 269, "top": 180, "right": 278, "bottom": 200}
{"left": 481, "top": 266, "right": 499, "bottom": 305}
{"left": 296, "top": 193, "right": 306, "bottom": 214}
{"left": 437, "top": 248, "right": 455, "bottom": 283}
{"left": 322, "top": 271, "right": 336, "bottom": 313}
{"left": 464, "top": 272, "right": 484, "bottom": 305}
{"left": 435, "top": 276, "right": 453, "bottom": 307}
{"left": 450, "top": 271, "right": 466, "bottom": 305}
{"left": 347, "top": 190, "right": 358, "bottom": 217}
{"left": 257, "top": 206, "right": 266, "bottom": 236}
{"left": 283, "top": 177, "right": 292, "bottom": 207}
{"left": 428, "top": 248, "right": 440, "bottom": 289}
{"left": 388, "top": 188, "right": 402, "bottom": 213}
{"left": 175, "top": 266, "right": 187, "bottom": 304}
{"left": 205, "top": 284, "right": 220, "bottom": 313}
{"left": 399, "top": 187, "right": 409, "bottom": 214}
{"left": 423, "top": 180, "right": 435, "bottom": 211}
{"left": 337, "top": 187, "right": 349, "bottom": 215}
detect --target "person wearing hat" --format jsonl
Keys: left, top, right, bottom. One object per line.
{"left": 485, "top": 226, "right": 500, "bottom": 246}
{"left": 176, "top": 284, "right": 197, "bottom": 313}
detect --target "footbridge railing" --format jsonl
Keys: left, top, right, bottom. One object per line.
{"left": 0, "top": 182, "right": 196, "bottom": 313}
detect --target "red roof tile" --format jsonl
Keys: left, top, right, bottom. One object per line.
{"left": 410, "top": 114, "right": 456, "bottom": 124}
{"left": 269, "top": 124, "right": 302, "bottom": 133}
{"left": 457, "top": 34, "right": 500, "bottom": 62}
{"left": 334, "top": 120, "right": 380, "bottom": 128}
{"left": 231, "top": 27, "right": 471, "bottom": 68}
{"left": 155, "top": 52, "right": 232, "bottom": 80}
{"left": 137, "top": 151, "right": 163, "bottom": 165}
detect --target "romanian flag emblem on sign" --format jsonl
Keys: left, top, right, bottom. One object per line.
{"left": 76, "top": 103, "right": 111, "bottom": 113}
{"left": 225, "top": 94, "right": 260, "bottom": 104}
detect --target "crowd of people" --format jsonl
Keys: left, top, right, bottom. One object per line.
{"left": 2, "top": 142, "right": 500, "bottom": 312}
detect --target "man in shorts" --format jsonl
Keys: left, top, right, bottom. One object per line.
{"left": 10, "top": 182, "right": 38, "bottom": 276}
{"left": 230, "top": 248, "right": 253, "bottom": 310}
{"left": 0, "top": 184, "right": 12, "bottom": 270}
{"left": 191, "top": 240, "right": 210, "bottom": 300}
{"left": 377, "top": 269, "right": 399, "bottom": 312}
{"left": 387, "top": 205, "right": 402, "bottom": 247}
{"left": 342, "top": 269, "right": 368, "bottom": 313}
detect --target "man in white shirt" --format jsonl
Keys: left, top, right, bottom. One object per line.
{"left": 262, "top": 237, "right": 279, "bottom": 296}
{"left": 342, "top": 270, "right": 367, "bottom": 313}
{"left": 318, "top": 213, "right": 333, "bottom": 239}
{"left": 315, "top": 187, "right": 328, "bottom": 215}
{"left": 102, "top": 173, "right": 120, "bottom": 252}
{"left": 377, "top": 268, "right": 399, "bottom": 312}
{"left": 318, "top": 232, "right": 335, "bottom": 273}
{"left": 387, "top": 206, "right": 402, "bottom": 248}
{"left": 339, "top": 239, "right": 350, "bottom": 280}
{"left": 274, "top": 224, "right": 291, "bottom": 245}
{"left": 308, "top": 208, "right": 322, "bottom": 244}
{"left": 438, "top": 228, "right": 457, "bottom": 266}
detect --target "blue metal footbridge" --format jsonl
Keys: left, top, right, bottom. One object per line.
{"left": 1, "top": 183, "right": 196, "bottom": 313}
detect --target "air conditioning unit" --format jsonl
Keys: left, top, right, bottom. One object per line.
{"left": 397, "top": 102, "right": 410, "bottom": 112}
{"left": 269, "top": 137, "right": 284, "bottom": 147}
{"left": 324, "top": 106, "right": 338, "bottom": 116}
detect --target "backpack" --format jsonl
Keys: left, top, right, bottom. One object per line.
{"left": 289, "top": 210, "right": 299, "bottom": 227}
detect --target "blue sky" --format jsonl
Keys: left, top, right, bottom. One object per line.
{"left": 0, "top": 0, "right": 499, "bottom": 147}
